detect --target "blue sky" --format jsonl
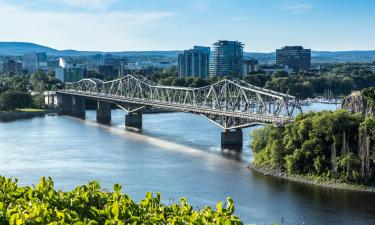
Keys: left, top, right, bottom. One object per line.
{"left": 0, "top": 0, "right": 374, "bottom": 52}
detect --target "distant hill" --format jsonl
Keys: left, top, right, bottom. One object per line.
{"left": 311, "top": 51, "right": 375, "bottom": 63}
{"left": 0, "top": 42, "right": 59, "bottom": 55}
{"left": 0, "top": 42, "right": 374, "bottom": 63}
{"left": 245, "top": 52, "right": 275, "bottom": 64}
{"left": 246, "top": 51, "right": 375, "bottom": 64}
{"left": 0, "top": 42, "right": 181, "bottom": 57}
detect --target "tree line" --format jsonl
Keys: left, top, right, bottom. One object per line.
{"left": 0, "top": 70, "right": 62, "bottom": 111}
{"left": 138, "top": 63, "right": 375, "bottom": 99}
{"left": 242, "top": 63, "right": 375, "bottom": 99}
{"left": 251, "top": 110, "right": 375, "bottom": 184}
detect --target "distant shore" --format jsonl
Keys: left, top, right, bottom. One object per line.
{"left": 248, "top": 163, "right": 375, "bottom": 193}
{"left": 0, "top": 109, "right": 61, "bottom": 122}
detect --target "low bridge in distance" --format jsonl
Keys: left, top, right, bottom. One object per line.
{"left": 53, "top": 74, "right": 302, "bottom": 147}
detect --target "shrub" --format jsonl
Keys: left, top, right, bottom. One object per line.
{"left": 0, "top": 177, "right": 244, "bottom": 225}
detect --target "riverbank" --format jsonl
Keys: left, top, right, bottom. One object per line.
{"left": 248, "top": 163, "right": 375, "bottom": 193}
{"left": 0, "top": 109, "right": 61, "bottom": 122}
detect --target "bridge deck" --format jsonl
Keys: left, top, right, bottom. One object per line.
{"left": 57, "top": 90, "right": 292, "bottom": 126}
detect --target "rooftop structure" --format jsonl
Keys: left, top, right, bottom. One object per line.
{"left": 209, "top": 40, "right": 244, "bottom": 77}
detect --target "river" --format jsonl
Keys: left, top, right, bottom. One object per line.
{"left": 0, "top": 103, "right": 374, "bottom": 225}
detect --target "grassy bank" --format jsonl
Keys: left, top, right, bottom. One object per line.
{"left": 0, "top": 109, "right": 59, "bottom": 122}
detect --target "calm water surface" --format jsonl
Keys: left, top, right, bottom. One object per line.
{"left": 1, "top": 103, "right": 374, "bottom": 225}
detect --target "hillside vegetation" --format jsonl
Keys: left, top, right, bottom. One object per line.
{"left": 251, "top": 110, "right": 375, "bottom": 184}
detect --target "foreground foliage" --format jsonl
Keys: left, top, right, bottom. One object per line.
{"left": 251, "top": 110, "right": 375, "bottom": 184}
{"left": 0, "top": 177, "right": 243, "bottom": 225}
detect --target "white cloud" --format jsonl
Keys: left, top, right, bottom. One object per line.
{"left": 59, "top": 0, "right": 117, "bottom": 10}
{"left": 0, "top": 2, "right": 174, "bottom": 51}
{"left": 283, "top": 1, "right": 313, "bottom": 13}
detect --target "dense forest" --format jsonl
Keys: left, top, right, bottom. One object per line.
{"left": 251, "top": 110, "right": 375, "bottom": 184}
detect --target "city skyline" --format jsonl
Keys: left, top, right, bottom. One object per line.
{"left": 0, "top": 0, "right": 374, "bottom": 52}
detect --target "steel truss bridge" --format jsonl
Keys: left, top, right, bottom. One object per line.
{"left": 58, "top": 74, "right": 302, "bottom": 131}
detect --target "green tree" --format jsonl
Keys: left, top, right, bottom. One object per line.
{"left": 0, "top": 90, "right": 33, "bottom": 111}
{"left": 251, "top": 126, "right": 275, "bottom": 154}
{"left": 190, "top": 78, "right": 209, "bottom": 87}
{"left": 171, "top": 78, "right": 187, "bottom": 87}
{"left": 250, "top": 109, "right": 375, "bottom": 183}
{"left": 270, "top": 140, "right": 284, "bottom": 169}
{"left": 30, "top": 70, "right": 48, "bottom": 92}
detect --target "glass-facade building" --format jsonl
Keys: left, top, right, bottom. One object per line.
{"left": 276, "top": 46, "right": 311, "bottom": 71}
{"left": 55, "top": 58, "right": 83, "bottom": 82}
{"left": 178, "top": 46, "right": 210, "bottom": 78}
{"left": 209, "top": 40, "right": 244, "bottom": 77}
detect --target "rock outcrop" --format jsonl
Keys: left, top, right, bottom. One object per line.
{"left": 342, "top": 92, "right": 375, "bottom": 116}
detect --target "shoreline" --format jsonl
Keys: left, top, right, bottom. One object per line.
{"left": 248, "top": 163, "right": 375, "bottom": 193}
{"left": 0, "top": 109, "right": 61, "bottom": 122}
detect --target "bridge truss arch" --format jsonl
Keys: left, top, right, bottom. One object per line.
{"left": 62, "top": 74, "right": 302, "bottom": 130}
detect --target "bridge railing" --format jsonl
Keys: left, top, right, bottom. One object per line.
{"left": 63, "top": 74, "right": 301, "bottom": 128}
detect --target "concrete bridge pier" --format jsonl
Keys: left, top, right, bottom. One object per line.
{"left": 71, "top": 96, "right": 86, "bottom": 118}
{"left": 97, "top": 101, "right": 111, "bottom": 124}
{"left": 221, "top": 129, "right": 243, "bottom": 148}
{"left": 125, "top": 113, "right": 142, "bottom": 129}
{"left": 61, "top": 94, "right": 73, "bottom": 115}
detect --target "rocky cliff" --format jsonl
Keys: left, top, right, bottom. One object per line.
{"left": 342, "top": 91, "right": 375, "bottom": 116}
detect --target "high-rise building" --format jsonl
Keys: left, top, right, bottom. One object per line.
{"left": 23, "top": 52, "right": 38, "bottom": 72}
{"left": 2, "top": 59, "right": 22, "bottom": 75}
{"left": 98, "top": 65, "right": 118, "bottom": 80}
{"left": 55, "top": 58, "right": 83, "bottom": 82}
{"left": 36, "top": 52, "right": 48, "bottom": 67}
{"left": 23, "top": 52, "right": 48, "bottom": 72}
{"left": 276, "top": 46, "right": 311, "bottom": 71}
{"left": 243, "top": 59, "right": 258, "bottom": 75}
{"left": 209, "top": 40, "right": 244, "bottom": 77}
{"left": 100, "top": 54, "right": 126, "bottom": 76}
{"left": 178, "top": 46, "right": 210, "bottom": 78}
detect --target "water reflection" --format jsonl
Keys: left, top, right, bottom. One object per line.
{"left": 251, "top": 172, "right": 375, "bottom": 224}
{"left": 221, "top": 148, "right": 243, "bottom": 161}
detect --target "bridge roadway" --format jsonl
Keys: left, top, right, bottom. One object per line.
{"left": 54, "top": 75, "right": 301, "bottom": 148}
{"left": 57, "top": 90, "right": 291, "bottom": 125}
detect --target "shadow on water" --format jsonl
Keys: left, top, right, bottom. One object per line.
{"left": 221, "top": 147, "right": 243, "bottom": 161}
{"left": 251, "top": 170, "right": 375, "bottom": 222}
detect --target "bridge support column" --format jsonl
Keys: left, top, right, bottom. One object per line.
{"left": 125, "top": 113, "right": 142, "bottom": 129}
{"left": 61, "top": 94, "right": 73, "bottom": 115}
{"left": 71, "top": 96, "right": 86, "bottom": 118}
{"left": 97, "top": 101, "right": 111, "bottom": 124}
{"left": 221, "top": 129, "right": 243, "bottom": 148}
